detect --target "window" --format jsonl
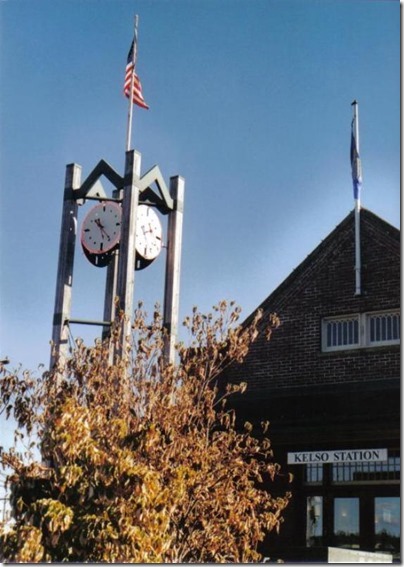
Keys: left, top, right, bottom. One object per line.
{"left": 375, "top": 497, "right": 400, "bottom": 556}
{"left": 301, "top": 456, "right": 400, "bottom": 556}
{"left": 323, "top": 316, "right": 359, "bottom": 350}
{"left": 305, "top": 464, "right": 323, "bottom": 484}
{"left": 332, "top": 454, "right": 400, "bottom": 484}
{"left": 322, "top": 310, "right": 400, "bottom": 352}
{"left": 368, "top": 312, "right": 400, "bottom": 346}
{"left": 306, "top": 496, "right": 323, "bottom": 546}
{"left": 334, "top": 498, "right": 360, "bottom": 549}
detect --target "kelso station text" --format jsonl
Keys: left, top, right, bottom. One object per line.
{"left": 287, "top": 448, "right": 388, "bottom": 465}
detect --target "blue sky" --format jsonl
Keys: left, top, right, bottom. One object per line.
{"left": 0, "top": 0, "right": 400, "bottom": 375}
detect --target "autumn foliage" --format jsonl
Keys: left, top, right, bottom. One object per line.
{"left": 0, "top": 301, "right": 290, "bottom": 562}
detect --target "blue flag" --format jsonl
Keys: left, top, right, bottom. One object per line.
{"left": 350, "top": 119, "right": 362, "bottom": 200}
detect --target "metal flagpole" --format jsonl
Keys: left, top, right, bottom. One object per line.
{"left": 126, "top": 15, "right": 139, "bottom": 152}
{"left": 351, "top": 100, "right": 362, "bottom": 296}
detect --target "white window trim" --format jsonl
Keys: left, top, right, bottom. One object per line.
{"left": 366, "top": 310, "right": 401, "bottom": 347}
{"left": 322, "top": 313, "right": 361, "bottom": 352}
{"left": 322, "top": 310, "right": 400, "bottom": 352}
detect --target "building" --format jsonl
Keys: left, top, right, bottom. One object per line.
{"left": 223, "top": 208, "right": 400, "bottom": 562}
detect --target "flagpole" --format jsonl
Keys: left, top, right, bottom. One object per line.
{"left": 126, "top": 15, "right": 139, "bottom": 152}
{"left": 352, "top": 100, "right": 361, "bottom": 296}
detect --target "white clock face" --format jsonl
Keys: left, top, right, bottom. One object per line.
{"left": 81, "top": 202, "right": 122, "bottom": 255}
{"left": 135, "top": 205, "right": 163, "bottom": 260}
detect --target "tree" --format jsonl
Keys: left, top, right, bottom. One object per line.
{"left": 0, "top": 301, "right": 291, "bottom": 563}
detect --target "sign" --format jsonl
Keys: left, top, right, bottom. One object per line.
{"left": 328, "top": 547, "right": 392, "bottom": 563}
{"left": 287, "top": 448, "right": 388, "bottom": 465}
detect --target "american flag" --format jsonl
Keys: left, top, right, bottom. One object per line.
{"left": 124, "top": 41, "right": 149, "bottom": 109}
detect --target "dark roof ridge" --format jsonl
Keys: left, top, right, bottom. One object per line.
{"left": 361, "top": 207, "right": 400, "bottom": 245}
{"left": 243, "top": 208, "right": 400, "bottom": 326}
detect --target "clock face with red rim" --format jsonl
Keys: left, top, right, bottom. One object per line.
{"left": 81, "top": 202, "right": 122, "bottom": 255}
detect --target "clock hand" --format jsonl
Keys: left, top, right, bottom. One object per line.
{"left": 100, "top": 227, "right": 111, "bottom": 241}
{"left": 94, "top": 218, "right": 105, "bottom": 229}
{"left": 94, "top": 218, "right": 111, "bottom": 240}
{"left": 147, "top": 223, "right": 162, "bottom": 243}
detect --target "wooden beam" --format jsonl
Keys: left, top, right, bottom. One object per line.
{"left": 163, "top": 175, "right": 185, "bottom": 364}
{"left": 50, "top": 163, "right": 81, "bottom": 367}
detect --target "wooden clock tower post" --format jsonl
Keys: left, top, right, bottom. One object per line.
{"left": 50, "top": 150, "right": 184, "bottom": 367}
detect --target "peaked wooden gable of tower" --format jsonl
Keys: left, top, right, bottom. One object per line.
{"left": 221, "top": 208, "right": 400, "bottom": 560}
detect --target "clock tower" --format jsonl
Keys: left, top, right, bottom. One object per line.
{"left": 50, "top": 149, "right": 184, "bottom": 367}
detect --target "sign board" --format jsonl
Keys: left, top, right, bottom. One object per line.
{"left": 328, "top": 547, "right": 392, "bottom": 563}
{"left": 287, "top": 448, "right": 388, "bottom": 465}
